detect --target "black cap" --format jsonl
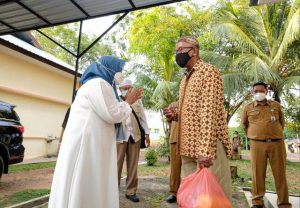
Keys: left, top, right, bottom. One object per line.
{"left": 253, "top": 81, "right": 268, "bottom": 89}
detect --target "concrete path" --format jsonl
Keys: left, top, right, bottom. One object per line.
{"left": 265, "top": 192, "right": 300, "bottom": 208}
{"left": 243, "top": 190, "right": 300, "bottom": 208}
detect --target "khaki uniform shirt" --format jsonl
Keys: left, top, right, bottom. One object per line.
{"left": 178, "top": 60, "right": 232, "bottom": 159}
{"left": 168, "top": 101, "right": 179, "bottom": 144}
{"left": 241, "top": 100, "right": 284, "bottom": 140}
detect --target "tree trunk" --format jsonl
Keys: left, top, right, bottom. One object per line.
{"left": 160, "top": 109, "right": 168, "bottom": 137}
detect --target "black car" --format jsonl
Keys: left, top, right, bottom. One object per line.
{"left": 0, "top": 101, "right": 25, "bottom": 178}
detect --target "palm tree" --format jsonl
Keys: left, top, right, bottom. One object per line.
{"left": 212, "top": 0, "right": 300, "bottom": 103}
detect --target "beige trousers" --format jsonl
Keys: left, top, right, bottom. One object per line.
{"left": 251, "top": 140, "right": 291, "bottom": 208}
{"left": 181, "top": 140, "right": 232, "bottom": 201}
{"left": 169, "top": 142, "right": 182, "bottom": 196}
{"left": 117, "top": 139, "right": 141, "bottom": 195}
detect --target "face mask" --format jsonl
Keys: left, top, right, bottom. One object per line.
{"left": 175, "top": 49, "right": 192, "bottom": 67}
{"left": 254, "top": 93, "right": 266, "bottom": 101}
{"left": 114, "top": 72, "right": 125, "bottom": 85}
{"left": 121, "top": 90, "right": 128, "bottom": 97}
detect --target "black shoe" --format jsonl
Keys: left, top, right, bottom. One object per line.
{"left": 125, "top": 194, "right": 140, "bottom": 202}
{"left": 251, "top": 205, "right": 263, "bottom": 208}
{"left": 166, "top": 195, "right": 177, "bottom": 203}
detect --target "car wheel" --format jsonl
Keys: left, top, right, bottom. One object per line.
{"left": 0, "top": 156, "right": 4, "bottom": 179}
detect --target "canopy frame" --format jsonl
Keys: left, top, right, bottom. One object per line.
{"left": 0, "top": 0, "right": 185, "bottom": 101}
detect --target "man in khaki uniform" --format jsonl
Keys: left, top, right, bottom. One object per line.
{"left": 164, "top": 101, "right": 181, "bottom": 203}
{"left": 231, "top": 131, "right": 243, "bottom": 160}
{"left": 117, "top": 79, "right": 150, "bottom": 203}
{"left": 242, "top": 81, "right": 291, "bottom": 208}
{"left": 166, "top": 36, "right": 232, "bottom": 201}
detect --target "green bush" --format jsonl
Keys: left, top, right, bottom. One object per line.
{"left": 145, "top": 147, "right": 158, "bottom": 166}
{"left": 156, "top": 142, "right": 170, "bottom": 158}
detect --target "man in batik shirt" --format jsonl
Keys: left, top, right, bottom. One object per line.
{"left": 166, "top": 36, "right": 232, "bottom": 200}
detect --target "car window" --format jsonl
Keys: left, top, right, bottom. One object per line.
{"left": 0, "top": 105, "right": 19, "bottom": 120}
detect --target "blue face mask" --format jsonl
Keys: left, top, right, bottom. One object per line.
{"left": 121, "top": 90, "right": 128, "bottom": 97}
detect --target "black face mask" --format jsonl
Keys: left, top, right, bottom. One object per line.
{"left": 175, "top": 49, "right": 192, "bottom": 67}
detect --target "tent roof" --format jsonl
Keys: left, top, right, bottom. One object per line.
{"left": 0, "top": 0, "right": 184, "bottom": 36}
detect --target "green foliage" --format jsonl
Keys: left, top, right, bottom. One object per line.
{"left": 144, "top": 147, "right": 158, "bottom": 166}
{"left": 128, "top": 7, "right": 188, "bottom": 80}
{"left": 127, "top": 6, "right": 199, "bottom": 109}
{"left": 33, "top": 23, "right": 114, "bottom": 72}
{"left": 155, "top": 140, "right": 170, "bottom": 158}
{"left": 211, "top": 0, "right": 300, "bottom": 103}
{"left": 283, "top": 92, "right": 300, "bottom": 138}
{"left": 0, "top": 189, "right": 50, "bottom": 207}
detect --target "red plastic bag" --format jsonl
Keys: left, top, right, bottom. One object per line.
{"left": 177, "top": 168, "right": 232, "bottom": 208}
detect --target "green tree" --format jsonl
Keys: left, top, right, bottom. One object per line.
{"left": 33, "top": 23, "right": 114, "bottom": 72}
{"left": 128, "top": 6, "right": 195, "bottom": 108}
{"left": 212, "top": 0, "right": 300, "bottom": 103}
{"left": 283, "top": 92, "right": 300, "bottom": 138}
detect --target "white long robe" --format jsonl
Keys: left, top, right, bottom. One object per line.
{"left": 48, "top": 78, "right": 131, "bottom": 208}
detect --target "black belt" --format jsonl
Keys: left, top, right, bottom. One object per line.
{"left": 252, "top": 139, "right": 282, "bottom": 142}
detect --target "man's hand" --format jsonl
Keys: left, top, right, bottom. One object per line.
{"left": 163, "top": 107, "right": 175, "bottom": 120}
{"left": 197, "top": 155, "right": 213, "bottom": 168}
{"left": 145, "top": 134, "right": 150, "bottom": 147}
{"left": 125, "top": 87, "right": 143, "bottom": 105}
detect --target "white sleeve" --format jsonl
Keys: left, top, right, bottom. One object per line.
{"left": 87, "top": 80, "right": 131, "bottom": 124}
{"left": 139, "top": 101, "right": 150, "bottom": 134}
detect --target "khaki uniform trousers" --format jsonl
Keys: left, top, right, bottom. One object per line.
{"left": 169, "top": 142, "right": 182, "bottom": 196}
{"left": 250, "top": 140, "right": 291, "bottom": 208}
{"left": 117, "top": 139, "right": 141, "bottom": 195}
{"left": 181, "top": 140, "right": 232, "bottom": 201}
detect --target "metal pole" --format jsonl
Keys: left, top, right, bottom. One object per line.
{"left": 72, "top": 20, "right": 83, "bottom": 102}
{"left": 78, "top": 12, "right": 128, "bottom": 59}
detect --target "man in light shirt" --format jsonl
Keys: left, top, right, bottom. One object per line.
{"left": 117, "top": 79, "right": 150, "bottom": 203}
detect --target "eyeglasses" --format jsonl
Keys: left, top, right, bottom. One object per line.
{"left": 175, "top": 47, "right": 193, "bottom": 55}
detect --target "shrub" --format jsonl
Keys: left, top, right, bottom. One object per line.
{"left": 144, "top": 147, "right": 158, "bottom": 166}
{"left": 156, "top": 142, "right": 170, "bottom": 158}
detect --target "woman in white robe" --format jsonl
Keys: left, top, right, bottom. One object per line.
{"left": 49, "top": 56, "right": 141, "bottom": 208}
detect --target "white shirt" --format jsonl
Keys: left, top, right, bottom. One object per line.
{"left": 123, "top": 100, "right": 149, "bottom": 141}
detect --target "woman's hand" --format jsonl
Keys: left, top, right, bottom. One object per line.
{"left": 125, "top": 87, "right": 143, "bottom": 105}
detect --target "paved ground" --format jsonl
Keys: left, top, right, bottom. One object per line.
{"left": 2, "top": 152, "right": 298, "bottom": 207}
{"left": 34, "top": 176, "right": 248, "bottom": 208}
{"left": 0, "top": 168, "right": 53, "bottom": 198}
{"left": 243, "top": 190, "right": 300, "bottom": 208}
{"left": 1, "top": 156, "right": 249, "bottom": 208}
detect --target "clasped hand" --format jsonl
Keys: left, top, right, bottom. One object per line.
{"left": 125, "top": 87, "right": 143, "bottom": 105}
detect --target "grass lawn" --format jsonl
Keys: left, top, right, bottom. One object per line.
{"left": 1, "top": 158, "right": 298, "bottom": 207}
{"left": 0, "top": 189, "right": 50, "bottom": 207}
{"left": 9, "top": 162, "right": 56, "bottom": 173}
{"left": 138, "top": 161, "right": 170, "bottom": 177}
{"left": 230, "top": 160, "right": 300, "bottom": 195}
